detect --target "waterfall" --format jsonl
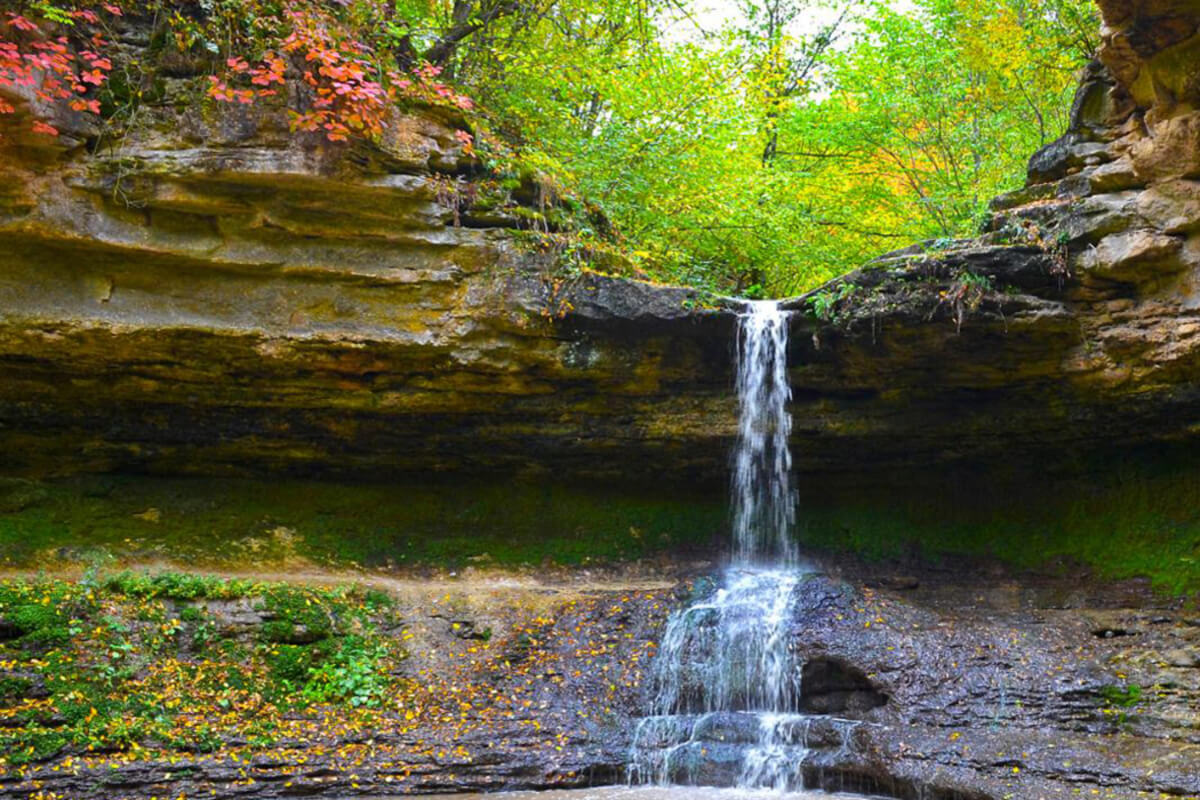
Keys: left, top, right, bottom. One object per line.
{"left": 630, "top": 300, "right": 857, "bottom": 791}
{"left": 732, "top": 300, "right": 797, "bottom": 565}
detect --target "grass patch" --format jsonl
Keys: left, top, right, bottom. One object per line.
{"left": 0, "top": 475, "right": 724, "bottom": 570}
{"left": 0, "top": 572, "right": 405, "bottom": 768}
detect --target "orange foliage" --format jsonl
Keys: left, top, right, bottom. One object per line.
{"left": 206, "top": 2, "right": 473, "bottom": 143}
{"left": 0, "top": 6, "right": 118, "bottom": 136}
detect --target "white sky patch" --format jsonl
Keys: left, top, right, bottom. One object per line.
{"left": 661, "top": 0, "right": 918, "bottom": 45}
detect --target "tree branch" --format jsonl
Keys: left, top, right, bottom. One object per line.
{"left": 423, "top": 0, "right": 523, "bottom": 66}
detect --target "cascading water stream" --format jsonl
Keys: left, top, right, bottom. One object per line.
{"left": 732, "top": 300, "right": 797, "bottom": 566}
{"left": 629, "top": 300, "right": 861, "bottom": 792}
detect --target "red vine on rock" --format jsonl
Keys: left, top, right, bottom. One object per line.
{"left": 2, "top": 1, "right": 474, "bottom": 146}
{"left": 0, "top": 5, "right": 118, "bottom": 137}
{"left": 206, "top": 2, "right": 473, "bottom": 143}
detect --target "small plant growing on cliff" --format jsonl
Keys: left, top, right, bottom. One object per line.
{"left": 0, "top": 3, "right": 117, "bottom": 136}
{"left": 302, "top": 635, "right": 390, "bottom": 707}
{"left": 433, "top": 174, "right": 481, "bottom": 227}
{"left": 807, "top": 282, "right": 858, "bottom": 324}
{"left": 1099, "top": 682, "right": 1142, "bottom": 727}
{"left": 933, "top": 269, "right": 992, "bottom": 333}
{"left": 1010, "top": 219, "right": 1072, "bottom": 287}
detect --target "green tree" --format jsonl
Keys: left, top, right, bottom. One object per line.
{"left": 456, "top": 0, "right": 1097, "bottom": 295}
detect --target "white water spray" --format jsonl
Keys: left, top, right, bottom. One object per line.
{"left": 732, "top": 300, "right": 797, "bottom": 565}
{"left": 630, "top": 300, "right": 843, "bottom": 791}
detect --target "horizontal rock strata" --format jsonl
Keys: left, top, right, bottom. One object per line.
{"left": 0, "top": 0, "right": 1197, "bottom": 483}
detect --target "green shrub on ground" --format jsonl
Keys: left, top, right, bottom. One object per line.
{"left": 0, "top": 572, "right": 408, "bottom": 768}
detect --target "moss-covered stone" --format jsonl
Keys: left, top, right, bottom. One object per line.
{"left": 0, "top": 474, "right": 725, "bottom": 570}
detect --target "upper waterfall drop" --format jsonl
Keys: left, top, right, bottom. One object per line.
{"left": 732, "top": 300, "right": 797, "bottom": 565}
{"left": 628, "top": 297, "right": 844, "bottom": 793}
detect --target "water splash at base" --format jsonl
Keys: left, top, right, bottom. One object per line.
{"left": 629, "top": 302, "right": 865, "bottom": 791}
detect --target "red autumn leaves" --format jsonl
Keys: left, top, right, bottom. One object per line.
{"left": 2, "top": 1, "right": 473, "bottom": 145}
{"left": 0, "top": 7, "right": 118, "bottom": 136}
{"left": 207, "top": 5, "right": 473, "bottom": 143}
{"left": 207, "top": 55, "right": 287, "bottom": 105}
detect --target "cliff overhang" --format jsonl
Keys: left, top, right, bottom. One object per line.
{"left": 0, "top": 0, "right": 1198, "bottom": 483}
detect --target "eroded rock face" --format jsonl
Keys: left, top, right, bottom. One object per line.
{"left": 784, "top": 561, "right": 1200, "bottom": 800}
{"left": 783, "top": 0, "right": 1200, "bottom": 475}
{"left": 0, "top": 91, "right": 734, "bottom": 483}
{"left": 0, "top": 0, "right": 1199, "bottom": 484}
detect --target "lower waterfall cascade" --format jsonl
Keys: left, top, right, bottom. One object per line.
{"left": 628, "top": 301, "right": 867, "bottom": 792}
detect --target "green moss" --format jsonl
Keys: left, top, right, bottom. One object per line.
{"left": 0, "top": 572, "right": 408, "bottom": 767}
{"left": 0, "top": 580, "right": 89, "bottom": 650}
{"left": 2, "top": 451, "right": 1197, "bottom": 597}
{"left": 5, "top": 731, "right": 68, "bottom": 765}
{"left": 0, "top": 479, "right": 48, "bottom": 513}
{"left": 264, "top": 643, "right": 316, "bottom": 687}
{"left": 0, "top": 676, "right": 32, "bottom": 701}
{"left": 797, "top": 450, "right": 1200, "bottom": 598}
{"left": 0, "top": 475, "right": 724, "bottom": 570}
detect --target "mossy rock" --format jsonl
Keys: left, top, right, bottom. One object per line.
{"left": 1, "top": 603, "right": 71, "bottom": 648}
{"left": 0, "top": 674, "right": 35, "bottom": 701}
{"left": 260, "top": 619, "right": 329, "bottom": 644}
{"left": 0, "top": 479, "right": 48, "bottom": 514}
{"left": 257, "top": 586, "right": 337, "bottom": 643}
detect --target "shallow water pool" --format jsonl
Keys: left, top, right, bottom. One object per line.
{"left": 408, "top": 787, "right": 876, "bottom": 800}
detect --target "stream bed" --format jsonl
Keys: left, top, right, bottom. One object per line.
{"left": 416, "top": 788, "right": 877, "bottom": 800}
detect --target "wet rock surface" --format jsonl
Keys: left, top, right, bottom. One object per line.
{"left": 792, "top": 560, "right": 1200, "bottom": 799}
{"left": 632, "top": 559, "right": 1200, "bottom": 800}
{"left": 4, "top": 560, "right": 1198, "bottom": 799}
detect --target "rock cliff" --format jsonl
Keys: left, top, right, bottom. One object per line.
{"left": 782, "top": 0, "right": 1200, "bottom": 473}
{"left": 0, "top": 0, "right": 1198, "bottom": 483}
{"left": 0, "top": 87, "right": 733, "bottom": 483}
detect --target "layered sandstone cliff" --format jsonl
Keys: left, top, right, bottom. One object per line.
{"left": 0, "top": 90, "right": 733, "bottom": 482}
{"left": 0, "top": 1, "right": 1197, "bottom": 482}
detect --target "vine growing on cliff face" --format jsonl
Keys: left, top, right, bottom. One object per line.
{"left": 204, "top": 2, "right": 472, "bottom": 143}
{"left": 0, "top": 3, "right": 118, "bottom": 136}
{"left": 934, "top": 269, "right": 993, "bottom": 333}
{"left": 2, "top": 0, "right": 474, "bottom": 145}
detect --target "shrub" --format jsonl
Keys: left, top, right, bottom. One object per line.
{"left": 301, "top": 635, "right": 388, "bottom": 708}
{"left": 104, "top": 571, "right": 256, "bottom": 600}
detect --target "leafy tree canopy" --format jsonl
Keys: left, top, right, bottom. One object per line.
{"left": 1, "top": 0, "right": 1099, "bottom": 296}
